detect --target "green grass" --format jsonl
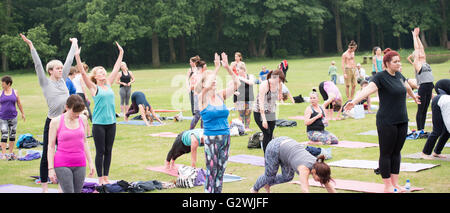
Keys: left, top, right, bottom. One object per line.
{"left": 0, "top": 52, "right": 449, "bottom": 193}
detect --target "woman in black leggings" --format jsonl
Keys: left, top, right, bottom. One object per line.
{"left": 345, "top": 49, "right": 420, "bottom": 193}
{"left": 253, "top": 69, "right": 284, "bottom": 153}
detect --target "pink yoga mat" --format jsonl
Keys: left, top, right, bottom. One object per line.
{"left": 149, "top": 132, "right": 178, "bottom": 138}
{"left": 146, "top": 164, "right": 181, "bottom": 177}
{"left": 300, "top": 140, "right": 379, "bottom": 148}
{"left": 290, "top": 179, "right": 424, "bottom": 193}
{"left": 288, "top": 116, "right": 305, "bottom": 120}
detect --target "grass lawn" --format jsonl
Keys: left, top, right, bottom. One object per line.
{"left": 0, "top": 51, "right": 449, "bottom": 193}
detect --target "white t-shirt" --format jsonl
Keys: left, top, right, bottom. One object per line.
{"left": 437, "top": 95, "right": 450, "bottom": 133}
{"left": 357, "top": 68, "right": 366, "bottom": 78}
{"left": 72, "top": 74, "right": 83, "bottom": 94}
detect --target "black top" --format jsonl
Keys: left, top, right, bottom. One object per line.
{"left": 233, "top": 74, "right": 254, "bottom": 103}
{"left": 125, "top": 91, "right": 151, "bottom": 117}
{"left": 306, "top": 105, "right": 325, "bottom": 132}
{"left": 371, "top": 70, "right": 408, "bottom": 126}
{"left": 435, "top": 79, "right": 450, "bottom": 95}
{"left": 119, "top": 71, "right": 131, "bottom": 88}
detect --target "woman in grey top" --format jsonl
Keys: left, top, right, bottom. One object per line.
{"left": 21, "top": 33, "right": 77, "bottom": 193}
{"left": 251, "top": 136, "right": 335, "bottom": 193}
{"left": 412, "top": 27, "right": 434, "bottom": 135}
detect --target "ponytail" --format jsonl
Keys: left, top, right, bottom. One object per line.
{"left": 313, "top": 155, "right": 333, "bottom": 185}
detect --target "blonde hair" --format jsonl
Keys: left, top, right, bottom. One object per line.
{"left": 237, "top": 63, "right": 247, "bottom": 73}
{"left": 235, "top": 52, "right": 243, "bottom": 61}
{"left": 90, "top": 66, "right": 106, "bottom": 84}
{"left": 46, "top": 60, "right": 63, "bottom": 75}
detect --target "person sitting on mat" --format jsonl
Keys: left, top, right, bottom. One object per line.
{"left": 165, "top": 128, "right": 204, "bottom": 170}
{"left": 250, "top": 136, "right": 336, "bottom": 193}
{"left": 304, "top": 90, "right": 339, "bottom": 145}
{"left": 124, "top": 91, "right": 164, "bottom": 126}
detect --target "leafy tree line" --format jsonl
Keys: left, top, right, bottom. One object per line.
{"left": 0, "top": 0, "right": 448, "bottom": 71}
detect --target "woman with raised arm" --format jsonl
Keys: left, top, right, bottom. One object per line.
{"left": 412, "top": 27, "right": 434, "bottom": 137}
{"left": 344, "top": 48, "right": 420, "bottom": 193}
{"left": 21, "top": 34, "right": 77, "bottom": 193}
{"left": 116, "top": 62, "right": 135, "bottom": 117}
{"left": 75, "top": 42, "right": 123, "bottom": 185}
{"left": 195, "top": 52, "right": 240, "bottom": 193}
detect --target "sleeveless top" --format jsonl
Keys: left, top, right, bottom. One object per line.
{"left": 119, "top": 71, "right": 131, "bottom": 88}
{"left": 0, "top": 89, "right": 17, "bottom": 120}
{"left": 373, "top": 56, "right": 383, "bottom": 72}
{"left": 92, "top": 85, "right": 116, "bottom": 125}
{"left": 54, "top": 113, "right": 86, "bottom": 168}
{"left": 234, "top": 74, "right": 254, "bottom": 103}
{"left": 200, "top": 95, "right": 230, "bottom": 136}
{"left": 278, "top": 137, "right": 317, "bottom": 173}
{"left": 253, "top": 80, "right": 278, "bottom": 121}
{"left": 306, "top": 105, "right": 325, "bottom": 132}
{"left": 415, "top": 63, "right": 434, "bottom": 85}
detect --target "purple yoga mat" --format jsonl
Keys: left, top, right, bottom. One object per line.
{"left": 300, "top": 140, "right": 379, "bottom": 148}
{"left": 228, "top": 155, "right": 265, "bottom": 167}
{"left": 0, "top": 184, "right": 59, "bottom": 193}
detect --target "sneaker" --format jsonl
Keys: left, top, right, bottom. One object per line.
{"left": 8, "top": 153, "right": 17, "bottom": 161}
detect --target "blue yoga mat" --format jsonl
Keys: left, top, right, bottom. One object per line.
{"left": 117, "top": 120, "right": 164, "bottom": 126}
{"left": 223, "top": 174, "right": 243, "bottom": 183}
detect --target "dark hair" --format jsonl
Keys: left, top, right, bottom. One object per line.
{"left": 360, "top": 80, "right": 369, "bottom": 86}
{"left": 348, "top": 40, "right": 357, "bottom": 48}
{"left": 190, "top": 55, "right": 200, "bottom": 63}
{"left": 332, "top": 101, "right": 342, "bottom": 112}
{"left": 382, "top": 48, "right": 400, "bottom": 68}
{"left": 373, "top": 46, "right": 381, "bottom": 55}
{"left": 66, "top": 94, "right": 85, "bottom": 113}
{"left": 69, "top": 66, "right": 77, "bottom": 76}
{"left": 313, "top": 155, "right": 333, "bottom": 185}
{"left": 1, "top": 76, "right": 13, "bottom": 86}
{"left": 266, "top": 69, "right": 286, "bottom": 83}
{"left": 196, "top": 60, "right": 206, "bottom": 69}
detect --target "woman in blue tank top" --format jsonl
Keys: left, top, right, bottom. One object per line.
{"left": 196, "top": 52, "right": 241, "bottom": 193}
{"left": 372, "top": 46, "right": 383, "bottom": 76}
{"left": 75, "top": 42, "right": 123, "bottom": 185}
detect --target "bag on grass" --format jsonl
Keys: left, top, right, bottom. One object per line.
{"left": 248, "top": 132, "right": 263, "bottom": 149}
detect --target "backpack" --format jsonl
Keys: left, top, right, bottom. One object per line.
{"left": 16, "top": 134, "right": 40, "bottom": 149}
{"left": 248, "top": 132, "right": 263, "bottom": 149}
{"left": 175, "top": 165, "right": 198, "bottom": 188}
{"left": 293, "top": 94, "right": 304, "bottom": 103}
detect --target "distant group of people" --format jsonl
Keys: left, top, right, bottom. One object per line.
{"left": 4, "top": 25, "right": 447, "bottom": 194}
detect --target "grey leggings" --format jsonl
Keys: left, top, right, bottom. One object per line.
{"left": 0, "top": 118, "right": 17, "bottom": 142}
{"left": 55, "top": 166, "right": 86, "bottom": 193}
{"left": 119, "top": 86, "right": 131, "bottom": 106}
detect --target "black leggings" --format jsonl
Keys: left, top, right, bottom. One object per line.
{"left": 422, "top": 95, "right": 450, "bottom": 155}
{"left": 92, "top": 124, "right": 116, "bottom": 177}
{"left": 376, "top": 122, "right": 408, "bottom": 179}
{"left": 40, "top": 117, "right": 53, "bottom": 183}
{"left": 416, "top": 82, "right": 434, "bottom": 130}
{"left": 76, "top": 93, "right": 92, "bottom": 121}
{"left": 253, "top": 112, "right": 276, "bottom": 153}
{"left": 166, "top": 131, "right": 191, "bottom": 162}
{"left": 318, "top": 81, "right": 332, "bottom": 109}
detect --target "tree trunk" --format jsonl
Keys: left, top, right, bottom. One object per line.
{"left": 152, "top": 32, "right": 160, "bottom": 68}
{"left": 168, "top": 37, "right": 176, "bottom": 63}
{"left": 248, "top": 40, "right": 258, "bottom": 57}
{"left": 179, "top": 36, "right": 186, "bottom": 62}
{"left": 397, "top": 35, "right": 401, "bottom": 49}
{"left": 440, "top": 0, "right": 448, "bottom": 48}
{"left": 357, "top": 17, "right": 361, "bottom": 48}
{"left": 257, "top": 32, "right": 268, "bottom": 57}
{"left": 318, "top": 28, "right": 324, "bottom": 55}
{"left": 370, "top": 23, "right": 376, "bottom": 47}
{"left": 2, "top": 0, "right": 11, "bottom": 72}
{"left": 332, "top": 0, "right": 343, "bottom": 53}
{"left": 420, "top": 30, "right": 429, "bottom": 48}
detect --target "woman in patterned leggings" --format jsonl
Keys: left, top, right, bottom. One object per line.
{"left": 196, "top": 52, "right": 240, "bottom": 193}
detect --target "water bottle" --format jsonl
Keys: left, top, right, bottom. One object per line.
{"left": 394, "top": 188, "right": 398, "bottom": 193}
{"left": 405, "top": 179, "right": 411, "bottom": 193}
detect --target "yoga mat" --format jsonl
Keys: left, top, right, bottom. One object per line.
{"left": 290, "top": 179, "right": 424, "bottom": 193}
{"left": 228, "top": 154, "right": 265, "bottom": 167}
{"left": 145, "top": 165, "right": 242, "bottom": 183}
{"left": 404, "top": 152, "right": 450, "bottom": 162}
{"left": 149, "top": 132, "right": 179, "bottom": 138}
{"left": 117, "top": 120, "right": 165, "bottom": 126}
{"left": 408, "top": 122, "right": 432, "bottom": 127}
{"left": 300, "top": 140, "right": 378, "bottom": 148}
{"left": 446, "top": 143, "right": 450, "bottom": 148}
{"left": 0, "top": 184, "right": 59, "bottom": 193}
{"left": 328, "top": 159, "right": 439, "bottom": 172}
{"left": 357, "top": 130, "right": 378, "bottom": 136}
{"left": 154, "top": 109, "right": 182, "bottom": 112}
{"left": 288, "top": 116, "right": 305, "bottom": 120}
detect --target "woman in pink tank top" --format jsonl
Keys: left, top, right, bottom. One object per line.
{"left": 47, "top": 95, "right": 95, "bottom": 193}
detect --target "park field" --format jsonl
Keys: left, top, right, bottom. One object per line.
{"left": 0, "top": 51, "right": 449, "bottom": 193}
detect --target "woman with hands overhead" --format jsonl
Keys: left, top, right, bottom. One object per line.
{"left": 344, "top": 48, "right": 420, "bottom": 193}
{"left": 21, "top": 33, "right": 77, "bottom": 193}
{"left": 196, "top": 52, "right": 240, "bottom": 193}
{"left": 75, "top": 41, "right": 123, "bottom": 185}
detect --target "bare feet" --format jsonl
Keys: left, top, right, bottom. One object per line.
{"left": 421, "top": 153, "right": 434, "bottom": 160}
{"left": 264, "top": 184, "right": 271, "bottom": 193}
{"left": 250, "top": 187, "right": 258, "bottom": 193}
{"left": 432, "top": 152, "right": 447, "bottom": 158}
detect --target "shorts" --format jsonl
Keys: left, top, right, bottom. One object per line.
{"left": 344, "top": 68, "right": 357, "bottom": 87}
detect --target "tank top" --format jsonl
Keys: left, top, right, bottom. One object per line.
{"left": 0, "top": 89, "right": 17, "bottom": 120}
{"left": 200, "top": 95, "right": 230, "bottom": 136}
{"left": 234, "top": 74, "right": 254, "bottom": 103}
{"left": 415, "top": 63, "right": 434, "bottom": 85}
{"left": 119, "top": 71, "right": 131, "bottom": 88}
{"left": 54, "top": 113, "right": 86, "bottom": 168}
{"left": 253, "top": 80, "right": 278, "bottom": 121}
{"left": 278, "top": 137, "right": 317, "bottom": 173}
{"left": 373, "top": 56, "right": 383, "bottom": 72}
{"left": 306, "top": 105, "right": 325, "bottom": 132}
{"left": 92, "top": 85, "right": 116, "bottom": 125}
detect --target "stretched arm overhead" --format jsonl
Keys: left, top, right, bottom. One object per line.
{"left": 62, "top": 38, "right": 78, "bottom": 79}
{"left": 412, "top": 28, "right": 426, "bottom": 72}
{"left": 219, "top": 52, "right": 241, "bottom": 100}
{"left": 74, "top": 47, "right": 97, "bottom": 95}
{"left": 106, "top": 42, "right": 124, "bottom": 86}
{"left": 21, "top": 34, "right": 48, "bottom": 87}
